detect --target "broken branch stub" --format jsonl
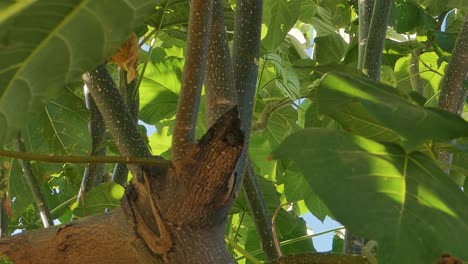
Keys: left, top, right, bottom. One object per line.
{"left": 122, "top": 107, "right": 244, "bottom": 261}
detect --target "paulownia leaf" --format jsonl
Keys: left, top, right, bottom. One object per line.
{"left": 273, "top": 128, "right": 468, "bottom": 264}
{"left": 73, "top": 181, "right": 124, "bottom": 218}
{"left": 0, "top": 0, "right": 155, "bottom": 145}
{"left": 262, "top": 0, "right": 302, "bottom": 50}
{"left": 318, "top": 72, "right": 468, "bottom": 148}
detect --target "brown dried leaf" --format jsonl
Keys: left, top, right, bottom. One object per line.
{"left": 110, "top": 32, "right": 139, "bottom": 83}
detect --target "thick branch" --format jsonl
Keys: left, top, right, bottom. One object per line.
{"left": 122, "top": 108, "right": 243, "bottom": 263}
{"left": 0, "top": 209, "right": 140, "bottom": 264}
{"left": 362, "top": 0, "right": 392, "bottom": 80}
{"left": 357, "top": 0, "right": 374, "bottom": 70}
{"left": 79, "top": 86, "right": 106, "bottom": 196}
{"left": 233, "top": 0, "right": 278, "bottom": 261}
{"left": 112, "top": 71, "right": 140, "bottom": 186}
{"left": 172, "top": 0, "right": 214, "bottom": 165}
{"left": 83, "top": 65, "right": 150, "bottom": 160}
{"left": 438, "top": 15, "right": 468, "bottom": 115}
{"left": 233, "top": 0, "right": 262, "bottom": 142}
{"left": 14, "top": 133, "right": 53, "bottom": 228}
{"left": 437, "top": 15, "right": 468, "bottom": 169}
{"left": 205, "top": 0, "right": 237, "bottom": 126}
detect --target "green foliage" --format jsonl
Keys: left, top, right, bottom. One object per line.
{"left": 0, "top": 0, "right": 155, "bottom": 145}
{"left": 0, "top": 1, "right": 467, "bottom": 263}
{"left": 318, "top": 72, "right": 468, "bottom": 148}
{"left": 273, "top": 128, "right": 468, "bottom": 263}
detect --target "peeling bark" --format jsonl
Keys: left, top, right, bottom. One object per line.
{"left": 0, "top": 108, "right": 243, "bottom": 263}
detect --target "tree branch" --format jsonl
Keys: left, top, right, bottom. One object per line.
{"left": 172, "top": 0, "right": 214, "bottom": 166}
{"left": 0, "top": 209, "right": 141, "bottom": 264}
{"left": 14, "top": 133, "right": 53, "bottom": 228}
{"left": 78, "top": 85, "right": 106, "bottom": 198}
{"left": 233, "top": 0, "right": 262, "bottom": 142}
{"left": 232, "top": 0, "right": 278, "bottom": 261}
{"left": 83, "top": 65, "right": 151, "bottom": 160}
{"left": 358, "top": 0, "right": 374, "bottom": 70}
{"left": 112, "top": 71, "right": 140, "bottom": 186}
{"left": 205, "top": 0, "right": 237, "bottom": 126}
{"left": 0, "top": 150, "right": 169, "bottom": 166}
{"left": 362, "top": 0, "right": 392, "bottom": 80}
{"left": 437, "top": 15, "right": 468, "bottom": 171}
{"left": 410, "top": 49, "right": 425, "bottom": 96}
{"left": 438, "top": 15, "right": 468, "bottom": 115}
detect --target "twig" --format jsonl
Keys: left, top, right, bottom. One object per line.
{"left": 0, "top": 150, "right": 169, "bottom": 166}
{"left": 271, "top": 203, "right": 293, "bottom": 257}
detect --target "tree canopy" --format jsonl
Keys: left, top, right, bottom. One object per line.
{"left": 0, "top": 0, "right": 467, "bottom": 263}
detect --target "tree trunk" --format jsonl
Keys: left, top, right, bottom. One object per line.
{"left": 0, "top": 108, "right": 243, "bottom": 264}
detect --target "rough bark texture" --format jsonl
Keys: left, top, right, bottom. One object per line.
{"left": 438, "top": 15, "right": 468, "bottom": 115}
{"left": 437, "top": 15, "right": 468, "bottom": 172}
{"left": 0, "top": 209, "right": 139, "bottom": 264}
{"left": 0, "top": 108, "right": 244, "bottom": 264}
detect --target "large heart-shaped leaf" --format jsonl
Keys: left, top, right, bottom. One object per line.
{"left": 273, "top": 128, "right": 468, "bottom": 263}
{"left": 318, "top": 72, "right": 468, "bottom": 148}
{"left": 0, "top": 0, "right": 155, "bottom": 145}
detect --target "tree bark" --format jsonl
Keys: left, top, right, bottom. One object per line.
{"left": 0, "top": 209, "right": 139, "bottom": 264}
{"left": 0, "top": 108, "right": 244, "bottom": 264}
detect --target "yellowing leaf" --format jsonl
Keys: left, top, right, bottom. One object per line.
{"left": 110, "top": 33, "right": 139, "bottom": 82}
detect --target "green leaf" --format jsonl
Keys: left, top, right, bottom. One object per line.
{"left": 389, "top": 1, "right": 436, "bottom": 33}
{"left": 314, "top": 33, "right": 348, "bottom": 65}
{"left": 273, "top": 128, "right": 468, "bottom": 264}
{"left": 73, "top": 182, "right": 124, "bottom": 217}
{"left": 262, "top": 0, "right": 302, "bottom": 50}
{"left": 318, "top": 72, "right": 468, "bottom": 147}
{"left": 26, "top": 88, "right": 90, "bottom": 155}
{"left": 139, "top": 79, "right": 179, "bottom": 124}
{"left": 0, "top": 0, "right": 36, "bottom": 24}
{"left": 277, "top": 161, "right": 330, "bottom": 221}
{"left": 394, "top": 52, "right": 446, "bottom": 99}
{"left": 6, "top": 159, "right": 33, "bottom": 218}
{"left": 0, "top": 0, "right": 154, "bottom": 145}
{"left": 146, "top": 0, "right": 190, "bottom": 29}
